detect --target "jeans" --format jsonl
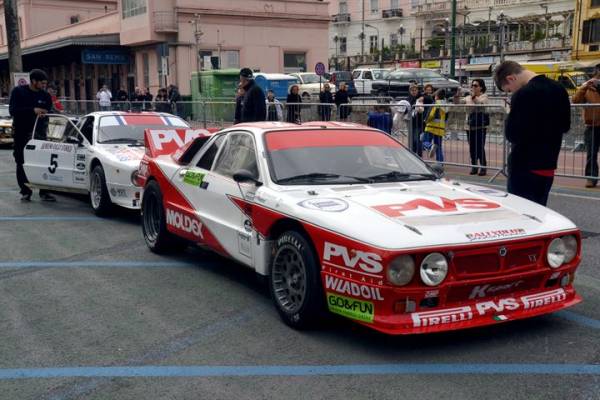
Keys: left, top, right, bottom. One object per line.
{"left": 584, "top": 126, "right": 600, "bottom": 184}
{"left": 507, "top": 169, "right": 554, "bottom": 206}
{"left": 422, "top": 132, "right": 444, "bottom": 162}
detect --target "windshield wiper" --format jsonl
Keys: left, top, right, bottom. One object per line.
{"left": 367, "top": 171, "right": 437, "bottom": 182}
{"left": 277, "top": 172, "right": 370, "bottom": 184}
{"left": 99, "top": 138, "right": 139, "bottom": 144}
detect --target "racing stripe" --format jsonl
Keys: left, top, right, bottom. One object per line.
{"left": 114, "top": 115, "right": 126, "bottom": 126}
{"left": 124, "top": 114, "right": 164, "bottom": 126}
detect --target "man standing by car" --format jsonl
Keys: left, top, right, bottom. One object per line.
{"left": 572, "top": 64, "right": 600, "bottom": 188}
{"left": 239, "top": 68, "right": 266, "bottom": 123}
{"left": 9, "top": 69, "right": 56, "bottom": 202}
{"left": 494, "top": 61, "right": 570, "bottom": 206}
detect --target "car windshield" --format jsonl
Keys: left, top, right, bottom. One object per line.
{"left": 373, "top": 70, "right": 389, "bottom": 79}
{"left": 386, "top": 71, "right": 416, "bottom": 82}
{"left": 97, "top": 114, "right": 189, "bottom": 144}
{"left": 300, "top": 74, "right": 322, "bottom": 84}
{"left": 414, "top": 70, "right": 446, "bottom": 81}
{"left": 265, "top": 129, "right": 435, "bottom": 185}
{"left": 0, "top": 106, "right": 10, "bottom": 118}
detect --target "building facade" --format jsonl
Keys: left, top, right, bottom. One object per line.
{"left": 0, "top": 0, "right": 330, "bottom": 98}
{"left": 572, "top": 0, "right": 600, "bottom": 63}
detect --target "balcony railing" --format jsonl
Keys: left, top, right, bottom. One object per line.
{"left": 412, "top": 0, "right": 542, "bottom": 15}
{"left": 382, "top": 9, "right": 403, "bottom": 18}
{"left": 332, "top": 13, "right": 351, "bottom": 23}
{"left": 153, "top": 11, "right": 178, "bottom": 33}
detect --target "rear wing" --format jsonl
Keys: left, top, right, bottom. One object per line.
{"left": 144, "top": 128, "right": 219, "bottom": 160}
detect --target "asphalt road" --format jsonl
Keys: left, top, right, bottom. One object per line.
{"left": 0, "top": 147, "right": 599, "bottom": 400}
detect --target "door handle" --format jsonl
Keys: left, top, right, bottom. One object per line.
{"left": 25, "top": 145, "right": 35, "bottom": 150}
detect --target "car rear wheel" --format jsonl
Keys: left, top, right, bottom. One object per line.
{"left": 142, "top": 180, "right": 187, "bottom": 253}
{"left": 270, "top": 230, "right": 324, "bottom": 329}
{"left": 90, "top": 165, "right": 113, "bottom": 216}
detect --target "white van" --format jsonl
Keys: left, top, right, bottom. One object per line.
{"left": 352, "top": 68, "right": 391, "bottom": 95}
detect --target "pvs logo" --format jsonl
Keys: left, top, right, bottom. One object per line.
{"left": 165, "top": 209, "right": 203, "bottom": 239}
{"left": 323, "top": 242, "right": 383, "bottom": 274}
{"left": 373, "top": 197, "right": 500, "bottom": 218}
{"left": 150, "top": 129, "right": 208, "bottom": 150}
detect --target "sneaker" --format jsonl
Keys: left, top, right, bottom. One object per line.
{"left": 428, "top": 143, "right": 437, "bottom": 158}
{"left": 469, "top": 167, "right": 478, "bottom": 175}
{"left": 585, "top": 180, "right": 597, "bottom": 188}
{"left": 478, "top": 168, "right": 487, "bottom": 176}
{"left": 39, "top": 193, "right": 57, "bottom": 202}
{"left": 20, "top": 193, "right": 32, "bottom": 202}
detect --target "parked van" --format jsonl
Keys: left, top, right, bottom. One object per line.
{"left": 352, "top": 68, "right": 391, "bottom": 95}
{"left": 520, "top": 62, "right": 588, "bottom": 95}
{"left": 254, "top": 73, "right": 300, "bottom": 100}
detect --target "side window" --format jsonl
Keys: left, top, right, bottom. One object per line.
{"left": 78, "top": 117, "right": 94, "bottom": 143}
{"left": 363, "top": 71, "right": 373, "bottom": 80}
{"left": 196, "top": 135, "right": 225, "bottom": 170}
{"left": 352, "top": 70, "right": 361, "bottom": 79}
{"left": 213, "top": 133, "right": 258, "bottom": 178}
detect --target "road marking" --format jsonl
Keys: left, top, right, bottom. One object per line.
{"left": 0, "top": 216, "right": 99, "bottom": 221}
{"left": 0, "top": 261, "right": 196, "bottom": 269}
{"left": 0, "top": 363, "right": 599, "bottom": 379}
{"left": 555, "top": 310, "right": 600, "bottom": 330}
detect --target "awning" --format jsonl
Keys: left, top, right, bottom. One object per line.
{"left": 464, "top": 64, "right": 493, "bottom": 72}
{"left": 573, "top": 59, "right": 600, "bottom": 69}
{"left": 0, "top": 34, "right": 121, "bottom": 60}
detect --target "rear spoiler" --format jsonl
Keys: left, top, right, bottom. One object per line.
{"left": 144, "top": 128, "right": 219, "bottom": 160}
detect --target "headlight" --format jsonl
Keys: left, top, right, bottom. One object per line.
{"left": 547, "top": 238, "right": 566, "bottom": 268}
{"left": 131, "top": 170, "right": 141, "bottom": 186}
{"left": 387, "top": 255, "right": 415, "bottom": 286}
{"left": 562, "top": 235, "right": 577, "bottom": 264}
{"left": 420, "top": 253, "right": 448, "bottom": 286}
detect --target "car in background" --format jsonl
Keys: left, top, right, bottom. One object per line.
{"left": 289, "top": 72, "right": 335, "bottom": 102}
{"left": 371, "top": 68, "right": 461, "bottom": 98}
{"left": 352, "top": 68, "right": 392, "bottom": 95}
{"left": 0, "top": 104, "right": 13, "bottom": 145}
{"left": 329, "top": 71, "right": 358, "bottom": 97}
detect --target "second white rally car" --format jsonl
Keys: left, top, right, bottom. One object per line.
{"left": 22, "top": 111, "right": 209, "bottom": 215}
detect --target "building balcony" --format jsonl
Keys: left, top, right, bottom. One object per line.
{"left": 382, "top": 9, "right": 403, "bottom": 19}
{"left": 412, "top": 0, "right": 542, "bottom": 16}
{"left": 153, "top": 11, "right": 178, "bottom": 33}
{"left": 332, "top": 13, "right": 351, "bottom": 24}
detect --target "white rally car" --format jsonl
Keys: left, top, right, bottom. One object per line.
{"left": 138, "top": 121, "right": 582, "bottom": 334}
{"left": 22, "top": 111, "right": 197, "bottom": 215}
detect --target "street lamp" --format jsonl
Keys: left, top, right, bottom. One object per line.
{"left": 497, "top": 11, "right": 507, "bottom": 62}
{"left": 333, "top": 35, "right": 339, "bottom": 71}
{"left": 398, "top": 24, "right": 406, "bottom": 60}
{"left": 189, "top": 14, "right": 203, "bottom": 73}
{"left": 540, "top": 3, "right": 550, "bottom": 40}
{"left": 365, "top": 23, "right": 382, "bottom": 67}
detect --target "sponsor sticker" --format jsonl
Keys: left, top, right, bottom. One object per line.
{"left": 411, "top": 288, "right": 567, "bottom": 328}
{"left": 298, "top": 198, "right": 349, "bottom": 212}
{"left": 76, "top": 162, "right": 86, "bottom": 171}
{"left": 76, "top": 154, "right": 86, "bottom": 162}
{"left": 110, "top": 188, "right": 127, "bottom": 197}
{"left": 465, "top": 228, "right": 526, "bottom": 242}
{"left": 468, "top": 280, "right": 524, "bottom": 299}
{"left": 73, "top": 171, "right": 86, "bottom": 183}
{"left": 41, "top": 143, "right": 73, "bottom": 152}
{"left": 165, "top": 208, "right": 203, "bottom": 240}
{"left": 327, "top": 293, "right": 374, "bottom": 323}
{"left": 373, "top": 197, "right": 500, "bottom": 218}
{"left": 322, "top": 242, "right": 383, "bottom": 275}
{"left": 183, "top": 171, "right": 205, "bottom": 186}
{"left": 466, "top": 187, "right": 508, "bottom": 197}
{"left": 42, "top": 172, "right": 63, "bottom": 182}
{"left": 325, "top": 275, "right": 384, "bottom": 301}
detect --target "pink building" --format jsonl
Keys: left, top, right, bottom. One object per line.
{"left": 0, "top": 0, "right": 330, "bottom": 97}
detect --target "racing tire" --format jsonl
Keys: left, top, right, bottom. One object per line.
{"left": 141, "top": 180, "right": 187, "bottom": 254}
{"left": 269, "top": 230, "right": 324, "bottom": 330}
{"left": 89, "top": 165, "right": 113, "bottom": 216}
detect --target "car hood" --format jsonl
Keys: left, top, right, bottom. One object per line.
{"left": 262, "top": 180, "right": 576, "bottom": 249}
{"left": 95, "top": 144, "right": 145, "bottom": 169}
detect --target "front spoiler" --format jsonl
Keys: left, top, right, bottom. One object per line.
{"left": 358, "top": 287, "right": 581, "bottom": 335}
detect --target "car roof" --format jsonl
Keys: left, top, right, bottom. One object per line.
{"left": 223, "top": 121, "right": 380, "bottom": 137}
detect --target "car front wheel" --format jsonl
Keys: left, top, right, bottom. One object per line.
{"left": 90, "top": 164, "right": 112, "bottom": 216}
{"left": 270, "top": 230, "right": 324, "bottom": 329}
{"left": 142, "top": 180, "right": 187, "bottom": 253}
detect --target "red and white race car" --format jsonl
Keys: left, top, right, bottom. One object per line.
{"left": 138, "top": 121, "right": 582, "bottom": 334}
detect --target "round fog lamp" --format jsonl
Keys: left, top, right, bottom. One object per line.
{"left": 387, "top": 255, "right": 415, "bottom": 286}
{"left": 420, "top": 253, "right": 448, "bottom": 286}
{"left": 562, "top": 235, "right": 577, "bottom": 264}
{"left": 547, "top": 238, "right": 566, "bottom": 268}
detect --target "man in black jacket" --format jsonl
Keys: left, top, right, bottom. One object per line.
{"left": 494, "top": 61, "right": 571, "bottom": 206}
{"left": 238, "top": 68, "right": 266, "bottom": 123}
{"left": 9, "top": 69, "right": 56, "bottom": 201}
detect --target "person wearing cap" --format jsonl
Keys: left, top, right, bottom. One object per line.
{"left": 238, "top": 67, "right": 266, "bottom": 123}
{"left": 9, "top": 69, "right": 56, "bottom": 202}
{"left": 572, "top": 63, "right": 600, "bottom": 188}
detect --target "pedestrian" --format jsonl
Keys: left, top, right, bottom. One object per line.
{"left": 143, "top": 88, "right": 153, "bottom": 111}
{"left": 318, "top": 83, "right": 334, "bottom": 121}
{"left": 494, "top": 60, "right": 570, "bottom": 206}
{"left": 8, "top": 69, "right": 56, "bottom": 202}
{"left": 96, "top": 84, "right": 112, "bottom": 111}
{"left": 154, "top": 88, "right": 171, "bottom": 113}
{"left": 422, "top": 89, "right": 447, "bottom": 164}
{"left": 265, "top": 89, "right": 283, "bottom": 122}
{"left": 335, "top": 82, "right": 351, "bottom": 121}
{"left": 454, "top": 79, "right": 489, "bottom": 176}
{"left": 47, "top": 85, "right": 64, "bottom": 113}
{"left": 367, "top": 105, "right": 393, "bottom": 134}
{"left": 130, "top": 87, "right": 144, "bottom": 112}
{"left": 116, "top": 87, "right": 129, "bottom": 110}
{"left": 406, "top": 83, "right": 423, "bottom": 156}
{"left": 238, "top": 67, "right": 266, "bottom": 123}
{"left": 234, "top": 85, "right": 245, "bottom": 124}
{"left": 572, "top": 63, "right": 600, "bottom": 188}
{"left": 168, "top": 84, "right": 182, "bottom": 116}
{"left": 286, "top": 84, "right": 302, "bottom": 123}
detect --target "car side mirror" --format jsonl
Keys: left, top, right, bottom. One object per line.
{"left": 430, "top": 164, "right": 444, "bottom": 179}
{"left": 233, "top": 169, "right": 263, "bottom": 187}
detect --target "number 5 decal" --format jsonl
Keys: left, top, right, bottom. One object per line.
{"left": 48, "top": 153, "right": 58, "bottom": 174}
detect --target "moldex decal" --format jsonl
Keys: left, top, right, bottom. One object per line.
{"left": 165, "top": 208, "right": 203, "bottom": 239}
{"left": 327, "top": 293, "right": 374, "bottom": 323}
